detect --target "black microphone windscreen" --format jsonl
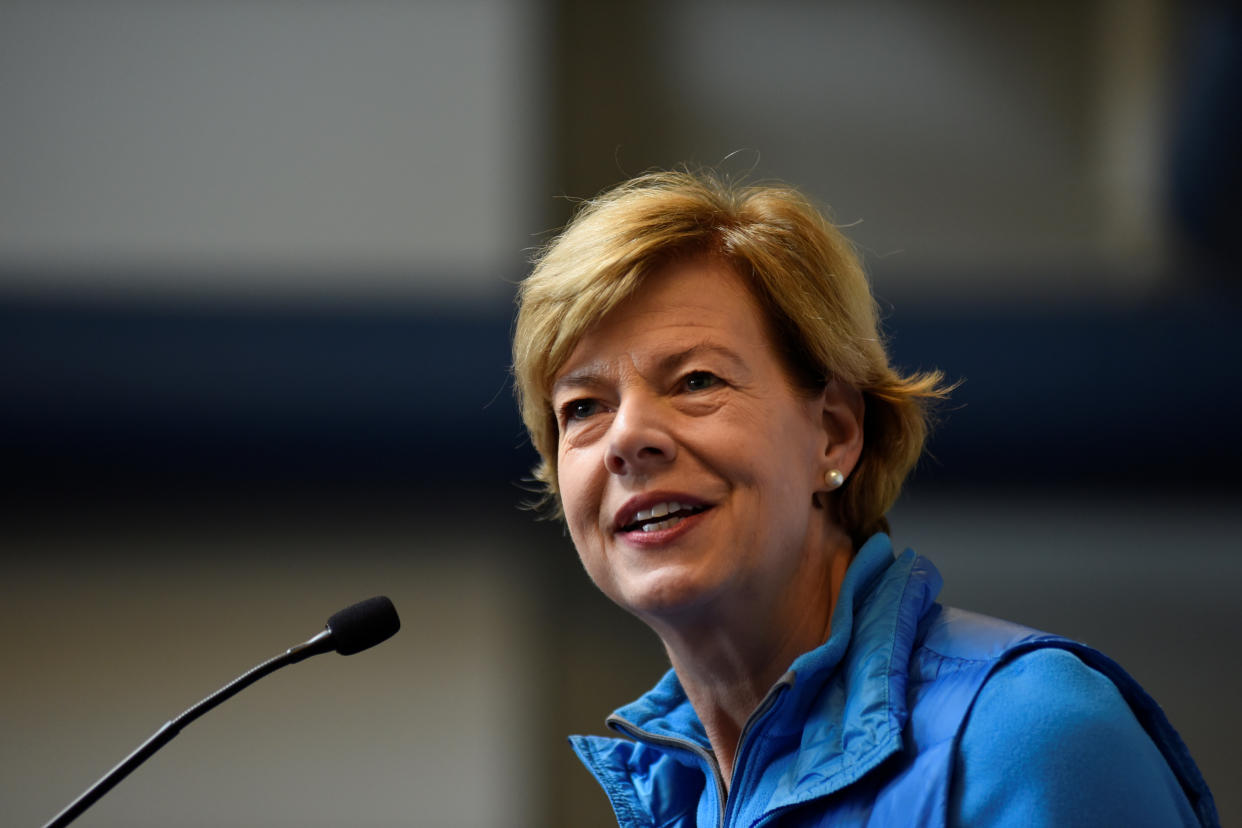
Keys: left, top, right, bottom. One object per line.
{"left": 326, "top": 596, "right": 401, "bottom": 655}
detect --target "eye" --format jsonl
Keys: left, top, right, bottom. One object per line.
{"left": 560, "top": 398, "right": 600, "bottom": 422}
{"left": 683, "top": 371, "right": 720, "bottom": 392}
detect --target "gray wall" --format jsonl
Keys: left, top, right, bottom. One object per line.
{"left": 0, "top": 0, "right": 547, "bottom": 301}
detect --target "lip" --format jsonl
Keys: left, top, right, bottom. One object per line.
{"left": 611, "top": 491, "right": 713, "bottom": 534}
{"left": 616, "top": 507, "right": 711, "bottom": 548}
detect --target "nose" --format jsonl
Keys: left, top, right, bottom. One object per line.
{"left": 605, "top": 394, "right": 677, "bottom": 476}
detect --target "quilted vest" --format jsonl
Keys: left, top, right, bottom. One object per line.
{"left": 570, "top": 538, "right": 1218, "bottom": 827}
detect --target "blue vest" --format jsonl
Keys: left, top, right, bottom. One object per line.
{"left": 570, "top": 536, "right": 1218, "bottom": 827}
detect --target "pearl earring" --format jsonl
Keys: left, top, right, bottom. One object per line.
{"left": 825, "top": 469, "right": 845, "bottom": 490}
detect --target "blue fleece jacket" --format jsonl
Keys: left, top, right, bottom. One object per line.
{"left": 570, "top": 534, "right": 1217, "bottom": 826}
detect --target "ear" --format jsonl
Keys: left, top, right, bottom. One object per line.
{"left": 815, "top": 377, "right": 864, "bottom": 496}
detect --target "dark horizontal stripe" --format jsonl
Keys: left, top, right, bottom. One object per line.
{"left": 2, "top": 291, "right": 1238, "bottom": 499}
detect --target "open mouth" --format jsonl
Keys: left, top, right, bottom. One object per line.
{"left": 619, "top": 501, "right": 711, "bottom": 534}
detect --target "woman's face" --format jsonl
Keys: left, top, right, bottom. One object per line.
{"left": 551, "top": 258, "right": 838, "bottom": 624}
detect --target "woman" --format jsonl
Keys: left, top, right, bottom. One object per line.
{"left": 512, "top": 170, "right": 1217, "bottom": 826}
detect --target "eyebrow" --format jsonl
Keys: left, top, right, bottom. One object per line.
{"left": 551, "top": 364, "right": 610, "bottom": 397}
{"left": 551, "top": 342, "right": 748, "bottom": 397}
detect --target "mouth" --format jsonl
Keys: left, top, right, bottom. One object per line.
{"left": 615, "top": 499, "right": 712, "bottom": 534}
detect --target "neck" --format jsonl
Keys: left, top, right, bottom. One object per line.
{"left": 650, "top": 531, "right": 855, "bottom": 790}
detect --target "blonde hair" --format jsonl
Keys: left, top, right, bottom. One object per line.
{"left": 512, "top": 169, "right": 951, "bottom": 545}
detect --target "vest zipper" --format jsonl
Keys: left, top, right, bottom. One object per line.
{"left": 722, "top": 675, "right": 793, "bottom": 827}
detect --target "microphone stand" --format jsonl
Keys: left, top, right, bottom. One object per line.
{"left": 43, "top": 631, "right": 333, "bottom": 828}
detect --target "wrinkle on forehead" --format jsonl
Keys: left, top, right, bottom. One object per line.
{"left": 550, "top": 259, "right": 768, "bottom": 395}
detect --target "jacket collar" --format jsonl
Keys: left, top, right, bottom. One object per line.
{"left": 775, "top": 535, "right": 943, "bottom": 798}
{"left": 597, "top": 534, "right": 944, "bottom": 813}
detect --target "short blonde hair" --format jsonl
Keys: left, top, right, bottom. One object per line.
{"left": 512, "top": 169, "right": 950, "bottom": 545}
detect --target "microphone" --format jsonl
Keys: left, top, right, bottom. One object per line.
{"left": 43, "top": 596, "right": 401, "bottom": 828}
{"left": 290, "top": 595, "right": 402, "bottom": 660}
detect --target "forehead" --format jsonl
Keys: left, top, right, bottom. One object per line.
{"left": 553, "top": 258, "right": 773, "bottom": 384}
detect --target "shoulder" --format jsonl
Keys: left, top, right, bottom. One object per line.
{"left": 917, "top": 605, "right": 1053, "bottom": 662}
{"left": 949, "top": 648, "right": 1200, "bottom": 827}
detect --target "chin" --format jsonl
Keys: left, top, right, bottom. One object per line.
{"left": 610, "top": 565, "right": 727, "bottom": 622}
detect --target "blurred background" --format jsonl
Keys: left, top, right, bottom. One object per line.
{"left": 2, "top": 1, "right": 1238, "bottom": 825}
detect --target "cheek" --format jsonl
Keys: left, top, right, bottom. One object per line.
{"left": 713, "top": 404, "right": 808, "bottom": 479}
{"left": 557, "top": 447, "right": 601, "bottom": 539}
{"left": 558, "top": 453, "right": 613, "bottom": 591}
{"left": 750, "top": 408, "right": 823, "bottom": 498}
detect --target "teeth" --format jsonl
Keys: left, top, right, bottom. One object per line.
{"left": 641, "top": 516, "right": 684, "bottom": 533}
{"left": 632, "top": 501, "right": 682, "bottom": 524}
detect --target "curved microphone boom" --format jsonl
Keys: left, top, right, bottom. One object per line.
{"left": 43, "top": 596, "right": 401, "bottom": 828}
